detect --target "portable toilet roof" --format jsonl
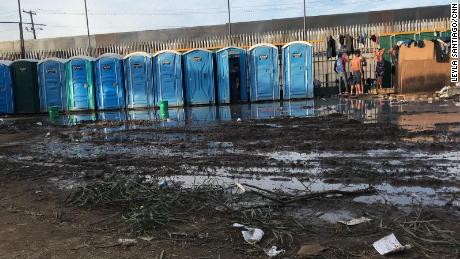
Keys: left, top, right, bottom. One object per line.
{"left": 248, "top": 43, "right": 278, "bottom": 51}
{"left": 96, "top": 53, "right": 124, "bottom": 60}
{"left": 66, "top": 56, "right": 95, "bottom": 62}
{"left": 0, "top": 60, "right": 13, "bottom": 66}
{"left": 124, "top": 52, "right": 152, "bottom": 59}
{"left": 13, "top": 59, "right": 39, "bottom": 62}
{"left": 153, "top": 50, "right": 181, "bottom": 57}
{"left": 282, "top": 41, "right": 313, "bottom": 49}
{"left": 37, "top": 58, "right": 66, "bottom": 64}
{"left": 182, "top": 48, "right": 213, "bottom": 56}
{"left": 216, "top": 46, "right": 245, "bottom": 53}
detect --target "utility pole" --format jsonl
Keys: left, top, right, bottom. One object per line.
{"left": 303, "top": 0, "right": 307, "bottom": 41}
{"left": 227, "top": 0, "right": 232, "bottom": 45}
{"left": 23, "top": 10, "right": 37, "bottom": 39}
{"left": 83, "top": 0, "right": 92, "bottom": 55}
{"left": 17, "top": 0, "right": 25, "bottom": 58}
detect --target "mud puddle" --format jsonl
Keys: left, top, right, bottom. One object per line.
{"left": 39, "top": 97, "right": 456, "bottom": 131}
{"left": 48, "top": 164, "right": 460, "bottom": 208}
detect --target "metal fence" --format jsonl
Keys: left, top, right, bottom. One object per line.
{"left": 0, "top": 17, "right": 449, "bottom": 87}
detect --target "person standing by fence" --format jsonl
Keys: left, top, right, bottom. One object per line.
{"left": 373, "top": 48, "right": 385, "bottom": 91}
{"left": 335, "top": 52, "right": 349, "bottom": 94}
{"left": 351, "top": 50, "right": 363, "bottom": 95}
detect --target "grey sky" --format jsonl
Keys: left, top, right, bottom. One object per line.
{"left": 0, "top": 0, "right": 451, "bottom": 42}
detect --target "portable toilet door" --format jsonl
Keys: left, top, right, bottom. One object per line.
{"left": 153, "top": 50, "right": 183, "bottom": 107}
{"left": 216, "top": 47, "right": 248, "bottom": 104}
{"left": 66, "top": 56, "right": 96, "bottom": 111}
{"left": 123, "top": 52, "right": 154, "bottom": 109}
{"left": 0, "top": 61, "right": 14, "bottom": 114}
{"left": 282, "top": 41, "right": 313, "bottom": 100}
{"left": 94, "top": 53, "right": 125, "bottom": 110}
{"left": 11, "top": 59, "right": 40, "bottom": 113}
{"left": 183, "top": 49, "right": 215, "bottom": 105}
{"left": 38, "top": 58, "right": 66, "bottom": 112}
{"left": 248, "top": 44, "right": 280, "bottom": 102}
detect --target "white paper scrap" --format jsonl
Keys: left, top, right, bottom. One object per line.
{"left": 265, "top": 246, "right": 285, "bottom": 257}
{"left": 338, "top": 217, "right": 372, "bottom": 226}
{"left": 373, "top": 233, "right": 412, "bottom": 255}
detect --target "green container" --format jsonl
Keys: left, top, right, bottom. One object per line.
{"left": 159, "top": 100, "right": 168, "bottom": 112}
{"left": 48, "top": 106, "right": 60, "bottom": 121}
{"left": 11, "top": 60, "right": 40, "bottom": 113}
{"left": 159, "top": 110, "right": 169, "bottom": 120}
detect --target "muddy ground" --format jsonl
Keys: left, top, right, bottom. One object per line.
{"left": 0, "top": 97, "right": 459, "bottom": 258}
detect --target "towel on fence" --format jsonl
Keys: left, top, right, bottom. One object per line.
{"left": 339, "top": 35, "right": 345, "bottom": 45}
{"left": 327, "top": 36, "right": 337, "bottom": 59}
{"left": 345, "top": 34, "right": 354, "bottom": 55}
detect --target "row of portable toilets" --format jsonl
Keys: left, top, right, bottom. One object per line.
{"left": 0, "top": 42, "right": 313, "bottom": 114}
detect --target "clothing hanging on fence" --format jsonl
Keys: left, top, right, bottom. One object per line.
{"left": 359, "top": 33, "right": 367, "bottom": 46}
{"left": 416, "top": 40, "right": 425, "bottom": 48}
{"left": 433, "top": 39, "right": 449, "bottom": 62}
{"left": 345, "top": 34, "right": 354, "bottom": 55}
{"left": 339, "top": 35, "right": 345, "bottom": 46}
{"left": 327, "top": 36, "right": 337, "bottom": 59}
{"left": 370, "top": 34, "right": 377, "bottom": 42}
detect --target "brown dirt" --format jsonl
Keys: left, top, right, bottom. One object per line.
{"left": 0, "top": 113, "right": 459, "bottom": 258}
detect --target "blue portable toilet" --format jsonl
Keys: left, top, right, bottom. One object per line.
{"left": 152, "top": 50, "right": 183, "bottom": 107}
{"left": 38, "top": 58, "right": 66, "bottom": 112}
{"left": 65, "top": 56, "right": 96, "bottom": 111}
{"left": 282, "top": 41, "right": 313, "bottom": 100}
{"left": 0, "top": 60, "right": 14, "bottom": 114}
{"left": 94, "top": 53, "right": 125, "bottom": 110}
{"left": 248, "top": 44, "right": 280, "bottom": 102}
{"left": 216, "top": 47, "right": 248, "bottom": 104}
{"left": 183, "top": 49, "right": 215, "bottom": 105}
{"left": 123, "top": 52, "right": 154, "bottom": 109}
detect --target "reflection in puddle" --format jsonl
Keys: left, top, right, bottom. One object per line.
{"left": 51, "top": 98, "right": 460, "bottom": 139}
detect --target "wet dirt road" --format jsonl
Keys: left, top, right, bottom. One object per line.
{"left": 0, "top": 96, "right": 459, "bottom": 258}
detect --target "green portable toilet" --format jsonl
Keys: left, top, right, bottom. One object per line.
{"left": 66, "top": 56, "right": 96, "bottom": 111}
{"left": 11, "top": 59, "right": 40, "bottom": 113}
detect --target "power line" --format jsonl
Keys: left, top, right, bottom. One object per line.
{"left": 33, "top": 0, "right": 332, "bottom": 16}
{"left": 22, "top": 9, "right": 39, "bottom": 39}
